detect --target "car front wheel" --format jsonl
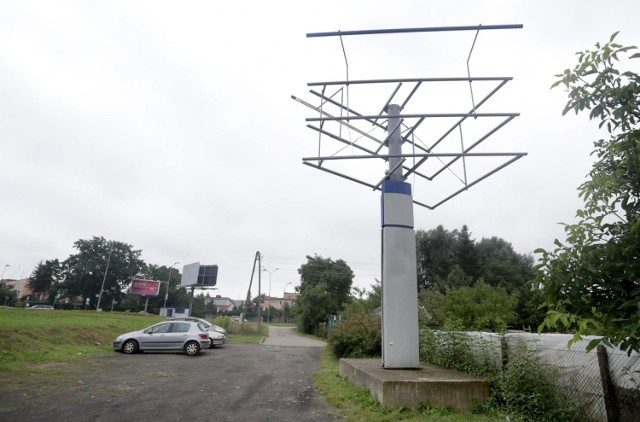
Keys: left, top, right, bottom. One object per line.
{"left": 184, "top": 341, "right": 200, "bottom": 356}
{"left": 122, "top": 340, "right": 138, "bottom": 354}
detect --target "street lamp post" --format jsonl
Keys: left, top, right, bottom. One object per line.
{"left": 283, "top": 281, "right": 292, "bottom": 297}
{"left": 163, "top": 261, "right": 180, "bottom": 312}
{"left": 263, "top": 267, "right": 279, "bottom": 323}
{"left": 283, "top": 281, "right": 292, "bottom": 323}
{"left": 1, "top": 264, "right": 9, "bottom": 285}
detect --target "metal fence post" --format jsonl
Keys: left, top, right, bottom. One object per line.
{"left": 597, "top": 345, "right": 620, "bottom": 422}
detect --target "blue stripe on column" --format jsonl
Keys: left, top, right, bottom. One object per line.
{"left": 382, "top": 180, "right": 412, "bottom": 195}
{"left": 384, "top": 224, "right": 414, "bottom": 229}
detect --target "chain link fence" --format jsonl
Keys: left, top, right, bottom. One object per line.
{"left": 469, "top": 332, "right": 640, "bottom": 421}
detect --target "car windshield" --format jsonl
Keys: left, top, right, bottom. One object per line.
{"left": 197, "top": 323, "right": 207, "bottom": 332}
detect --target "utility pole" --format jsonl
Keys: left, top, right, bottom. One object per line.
{"left": 256, "top": 253, "right": 263, "bottom": 333}
{"left": 96, "top": 245, "right": 113, "bottom": 311}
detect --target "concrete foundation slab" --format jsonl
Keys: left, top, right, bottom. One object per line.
{"left": 339, "top": 358, "right": 490, "bottom": 411}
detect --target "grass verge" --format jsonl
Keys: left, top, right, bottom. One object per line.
{"left": 226, "top": 333, "right": 265, "bottom": 344}
{"left": 0, "top": 308, "right": 163, "bottom": 372}
{"left": 0, "top": 308, "right": 269, "bottom": 371}
{"left": 314, "top": 347, "right": 505, "bottom": 422}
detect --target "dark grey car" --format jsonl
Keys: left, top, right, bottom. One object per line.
{"left": 113, "top": 321, "right": 210, "bottom": 356}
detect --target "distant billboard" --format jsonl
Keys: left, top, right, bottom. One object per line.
{"left": 181, "top": 262, "right": 218, "bottom": 287}
{"left": 130, "top": 279, "right": 161, "bottom": 296}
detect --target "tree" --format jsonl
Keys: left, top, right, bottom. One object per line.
{"left": 60, "top": 236, "right": 145, "bottom": 307}
{"left": 537, "top": 33, "right": 640, "bottom": 354}
{"left": 27, "top": 259, "right": 61, "bottom": 300}
{"left": 456, "top": 225, "right": 482, "bottom": 280}
{"left": 191, "top": 294, "right": 206, "bottom": 318}
{"left": 340, "top": 280, "right": 382, "bottom": 319}
{"left": 416, "top": 226, "right": 533, "bottom": 292}
{"left": 297, "top": 255, "right": 353, "bottom": 306}
{"left": 421, "top": 280, "right": 519, "bottom": 331}
{"left": 141, "top": 264, "right": 187, "bottom": 311}
{"left": 0, "top": 284, "right": 17, "bottom": 306}
{"left": 477, "top": 237, "right": 534, "bottom": 293}
{"left": 294, "top": 282, "right": 336, "bottom": 335}
{"left": 416, "top": 226, "right": 457, "bottom": 290}
{"left": 282, "top": 301, "right": 292, "bottom": 323}
{"left": 295, "top": 255, "right": 354, "bottom": 334}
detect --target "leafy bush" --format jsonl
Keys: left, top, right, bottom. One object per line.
{"left": 490, "top": 348, "right": 578, "bottom": 421}
{"left": 212, "top": 316, "right": 231, "bottom": 331}
{"left": 421, "top": 281, "right": 517, "bottom": 331}
{"left": 212, "top": 316, "right": 264, "bottom": 335}
{"left": 419, "top": 327, "right": 579, "bottom": 421}
{"left": 328, "top": 314, "right": 381, "bottom": 358}
{"left": 419, "top": 324, "right": 498, "bottom": 378}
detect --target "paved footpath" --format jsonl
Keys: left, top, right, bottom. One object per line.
{"left": 262, "top": 325, "right": 327, "bottom": 347}
{"left": 0, "top": 326, "right": 339, "bottom": 422}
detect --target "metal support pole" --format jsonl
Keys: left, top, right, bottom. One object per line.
{"left": 386, "top": 104, "right": 403, "bottom": 181}
{"left": 188, "top": 286, "right": 195, "bottom": 316}
{"left": 381, "top": 104, "right": 419, "bottom": 369}
{"left": 263, "top": 267, "right": 279, "bottom": 323}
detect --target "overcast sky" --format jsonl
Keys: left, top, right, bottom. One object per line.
{"left": 1, "top": 1, "right": 638, "bottom": 301}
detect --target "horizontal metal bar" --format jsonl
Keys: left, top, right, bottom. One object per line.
{"left": 307, "top": 24, "right": 523, "bottom": 38}
{"left": 402, "top": 79, "right": 512, "bottom": 179}
{"left": 307, "top": 112, "right": 519, "bottom": 122}
{"left": 306, "top": 125, "right": 380, "bottom": 156}
{"left": 292, "top": 95, "right": 385, "bottom": 145}
{"left": 302, "top": 161, "right": 434, "bottom": 210}
{"left": 308, "top": 76, "right": 512, "bottom": 87}
{"left": 400, "top": 81, "right": 422, "bottom": 110}
{"left": 303, "top": 152, "right": 527, "bottom": 161}
{"left": 412, "top": 198, "right": 434, "bottom": 211}
{"left": 309, "top": 89, "right": 385, "bottom": 130}
{"left": 428, "top": 115, "right": 517, "bottom": 180}
{"left": 302, "top": 162, "right": 378, "bottom": 190}
{"left": 429, "top": 155, "right": 525, "bottom": 209}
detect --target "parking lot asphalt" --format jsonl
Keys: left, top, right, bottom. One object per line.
{"left": 0, "top": 328, "right": 340, "bottom": 422}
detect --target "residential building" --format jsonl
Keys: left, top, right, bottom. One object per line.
{"left": 205, "top": 295, "right": 238, "bottom": 313}
{"left": 1, "top": 278, "right": 36, "bottom": 299}
{"left": 261, "top": 291, "right": 298, "bottom": 311}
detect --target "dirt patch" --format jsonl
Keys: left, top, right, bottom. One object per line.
{"left": 0, "top": 343, "right": 340, "bottom": 422}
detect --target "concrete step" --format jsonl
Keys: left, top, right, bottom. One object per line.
{"left": 339, "top": 358, "right": 490, "bottom": 411}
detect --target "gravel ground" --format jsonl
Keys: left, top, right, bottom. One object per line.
{"left": 0, "top": 327, "right": 340, "bottom": 422}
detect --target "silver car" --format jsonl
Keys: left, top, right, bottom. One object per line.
{"left": 167, "top": 317, "right": 227, "bottom": 347}
{"left": 113, "top": 321, "right": 210, "bottom": 356}
{"left": 167, "top": 316, "right": 226, "bottom": 335}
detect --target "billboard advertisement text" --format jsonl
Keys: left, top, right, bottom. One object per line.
{"left": 130, "top": 279, "right": 161, "bottom": 296}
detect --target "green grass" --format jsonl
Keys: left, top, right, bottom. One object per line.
{"left": 226, "top": 334, "right": 265, "bottom": 344}
{"left": 1, "top": 308, "right": 507, "bottom": 420}
{"left": 314, "top": 348, "right": 506, "bottom": 422}
{"left": 0, "top": 307, "right": 163, "bottom": 372}
{"left": 266, "top": 322, "right": 296, "bottom": 327}
{"left": 0, "top": 308, "right": 269, "bottom": 371}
